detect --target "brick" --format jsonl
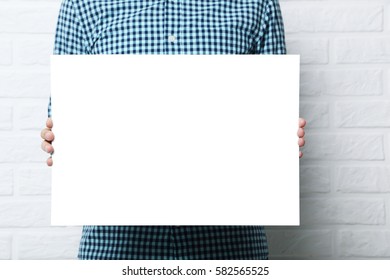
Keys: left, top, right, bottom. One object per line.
{"left": 302, "top": 134, "right": 384, "bottom": 160}
{"left": 16, "top": 229, "right": 81, "bottom": 259}
{"left": 301, "top": 198, "right": 385, "bottom": 225}
{"left": 0, "top": 136, "right": 47, "bottom": 162}
{"left": 17, "top": 167, "right": 51, "bottom": 195}
{"left": 0, "top": 106, "right": 12, "bottom": 130}
{"left": 17, "top": 104, "right": 48, "bottom": 130}
{"left": 335, "top": 101, "right": 390, "bottom": 127}
{"left": 0, "top": 233, "right": 12, "bottom": 260}
{"left": 300, "top": 70, "right": 321, "bottom": 96}
{"left": 0, "top": 200, "right": 50, "bottom": 227}
{"left": 335, "top": 38, "right": 390, "bottom": 63}
{"left": 338, "top": 230, "right": 390, "bottom": 258}
{"left": 287, "top": 39, "right": 328, "bottom": 64}
{"left": 0, "top": 71, "right": 50, "bottom": 98}
{"left": 300, "top": 166, "right": 330, "bottom": 193}
{"left": 336, "top": 166, "right": 390, "bottom": 193}
{"left": 282, "top": 4, "right": 383, "bottom": 32}
{"left": 0, "top": 168, "right": 13, "bottom": 196}
{"left": 300, "top": 69, "right": 382, "bottom": 96}
{"left": 14, "top": 37, "right": 54, "bottom": 65}
{"left": 300, "top": 102, "right": 329, "bottom": 128}
{"left": 267, "top": 229, "right": 332, "bottom": 259}
{"left": 0, "top": 3, "right": 59, "bottom": 33}
{"left": 0, "top": 39, "right": 12, "bottom": 65}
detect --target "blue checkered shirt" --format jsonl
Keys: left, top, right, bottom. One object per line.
{"left": 49, "top": 0, "right": 286, "bottom": 260}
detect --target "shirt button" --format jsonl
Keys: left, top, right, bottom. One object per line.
{"left": 168, "top": 34, "right": 176, "bottom": 42}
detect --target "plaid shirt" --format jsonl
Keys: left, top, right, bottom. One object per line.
{"left": 49, "top": 0, "right": 286, "bottom": 260}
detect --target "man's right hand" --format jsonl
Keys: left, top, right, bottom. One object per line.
{"left": 41, "top": 117, "right": 55, "bottom": 166}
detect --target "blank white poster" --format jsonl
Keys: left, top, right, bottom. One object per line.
{"left": 50, "top": 54, "right": 300, "bottom": 226}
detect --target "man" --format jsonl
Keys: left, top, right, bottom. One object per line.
{"left": 41, "top": 0, "right": 306, "bottom": 259}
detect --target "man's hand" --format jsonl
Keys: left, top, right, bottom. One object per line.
{"left": 298, "top": 117, "right": 306, "bottom": 158}
{"left": 41, "top": 117, "right": 55, "bottom": 166}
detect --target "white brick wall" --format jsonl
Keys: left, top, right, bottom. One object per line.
{"left": 0, "top": 0, "right": 83, "bottom": 260}
{"left": 0, "top": 0, "right": 389, "bottom": 259}
{"left": 266, "top": 0, "right": 390, "bottom": 259}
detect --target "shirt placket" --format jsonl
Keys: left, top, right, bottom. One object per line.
{"left": 164, "top": 0, "right": 182, "bottom": 55}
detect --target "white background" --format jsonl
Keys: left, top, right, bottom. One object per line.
{"left": 50, "top": 55, "right": 300, "bottom": 226}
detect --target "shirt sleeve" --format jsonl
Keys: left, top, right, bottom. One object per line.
{"left": 48, "top": 0, "right": 88, "bottom": 118}
{"left": 254, "top": 0, "right": 287, "bottom": 55}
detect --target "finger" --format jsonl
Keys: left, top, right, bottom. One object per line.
{"left": 299, "top": 118, "right": 306, "bottom": 128}
{"left": 41, "top": 128, "right": 51, "bottom": 139}
{"left": 41, "top": 141, "right": 52, "bottom": 153}
{"left": 298, "top": 137, "right": 305, "bottom": 147}
{"left": 41, "top": 141, "right": 54, "bottom": 153}
{"left": 297, "top": 128, "right": 305, "bottom": 138}
{"left": 299, "top": 151, "right": 303, "bottom": 158}
{"left": 47, "top": 157, "right": 53, "bottom": 166}
{"left": 46, "top": 117, "right": 53, "bottom": 129}
{"left": 41, "top": 140, "right": 47, "bottom": 152}
{"left": 44, "top": 130, "right": 55, "bottom": 142}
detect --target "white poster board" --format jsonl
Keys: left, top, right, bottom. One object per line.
{"left": 50, "top": 54, "right": 300, "bottom": 226}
